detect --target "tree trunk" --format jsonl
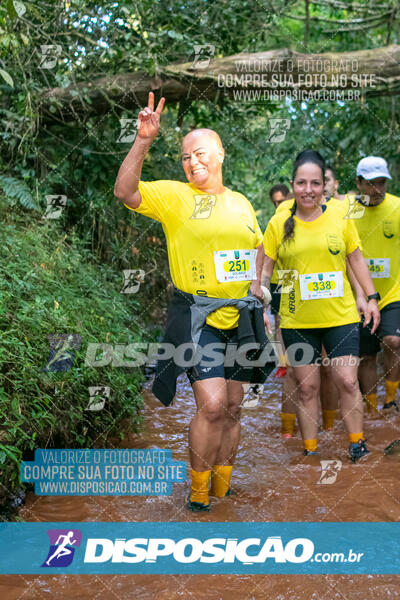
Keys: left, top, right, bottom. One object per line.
{"left": 41, "top": 44, "right": 400, "bottom": 123}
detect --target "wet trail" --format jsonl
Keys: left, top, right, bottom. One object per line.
{"left": 1, "top": 374, "right": 400, "bottom": 599}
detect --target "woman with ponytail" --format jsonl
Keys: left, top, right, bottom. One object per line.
{"left": 263, "top": 150, "right": 380, "bottom": 462}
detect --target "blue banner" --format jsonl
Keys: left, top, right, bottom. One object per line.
{"left": 20, "top": 449, "right": 186, "bottom": 496}
{"left": 0, "top": 522, "right": 399, "bottom": 574}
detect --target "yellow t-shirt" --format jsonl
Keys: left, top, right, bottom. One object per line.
{"left": 270, "top": 263, "right": 279, "bottom": 285}
{"left": 124, "top": 180, "right": 263, "bottom": 329}
{"left": 270, "top": 202, "right": 293, "bottom": 284}
{"left": 275, "top": 198, "right": 294, "bottom": 214}
{"left": 263, "top": 203, "right": 361, "bottom": 328}
{"left": 350, "top": 193, "right": 400, "bottom": 309}
{"left": 272, "top": 197, "right": 349, "bottom": 285}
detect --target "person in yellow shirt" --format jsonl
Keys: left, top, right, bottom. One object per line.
{"left": 320, "top": 166, "right": 346, "bottom": 430}
{"left": 114, "top": 92, "right": 271, "bottom": 511}
{"left": 269, "top": 168, "right": 351, "bottom": 436}
{"left": 269, "top": 184, "right": 291, "bottom": 377}
{"left": 324, "top": 165, "right": 346, "bottom": 202}
{"left": 270, "top": 184, "right": 290, "bottom": 209}
{"left": 263, "top": 150, "right": 380, "bottom": 461}
{"left": 266, "top": 184, "right": 299, "bottom": 437}
{"left": 351, "top": 157, "right": 400, "bottom": 413}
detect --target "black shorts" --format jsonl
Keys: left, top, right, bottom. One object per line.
{"left": 187, "top": 323, "right": 269, "bottom": 384}
{"left": 281, "top": 323, "right": 360, "bottom": 366}
{"left": 270, "top": 282, "right": 281, "bottom": 316}
{"left": 359, "top": 301, "right": 400, "bottom": 356}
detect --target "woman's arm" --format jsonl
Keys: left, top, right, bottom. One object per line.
{"left": 347, "top": 247, "right": 380, "bottom": 334}
{"left": 262, "top": 255, "right": 275, "bottom": 290}
{"left": 346, "top": 258, "right": 368, "bottom": 318}
{"left": 261, "top": 254, "right": 275, "bottom": 334}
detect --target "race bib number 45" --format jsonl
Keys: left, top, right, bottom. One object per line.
{"left": 214, "top": 249, "right": 257, "bottom": 282}
{"left": 299, "top": 271, "right": 344, "bottom": 301}
{"left": 366, "top": 258, "right": 390, "bottom": 279}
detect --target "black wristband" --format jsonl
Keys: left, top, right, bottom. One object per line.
{"left": 367, "top": 292, "right": 381, "bottom": 302}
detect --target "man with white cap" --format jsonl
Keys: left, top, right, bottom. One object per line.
{"left": 353, "top": 156, "right": 400, "bottom": 413}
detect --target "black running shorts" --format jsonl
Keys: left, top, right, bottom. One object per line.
{"left": 359, "top": 301, "right": 400, "bottom": 356}
{"left": 281, "top": 323, "right": 360, "bottom": 366}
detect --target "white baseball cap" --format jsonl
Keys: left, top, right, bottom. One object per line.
{"left": 356, "top": 156, "right": 392, "bottom": 180}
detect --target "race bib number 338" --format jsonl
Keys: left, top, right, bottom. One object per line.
{"left": 214, "top": 249, "right": 257, "bottom": 282}
{"left": 299, "top": 271, "right": 344, "bottom": 301}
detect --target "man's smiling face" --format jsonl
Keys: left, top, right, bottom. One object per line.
{"left": 181, "top": 130, "right": 224, "bottom": 189}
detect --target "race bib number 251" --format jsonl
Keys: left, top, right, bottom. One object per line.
{"left": 214, "top": 249, "right": 257, "bottom": 282}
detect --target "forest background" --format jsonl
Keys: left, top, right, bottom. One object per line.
{"left": 1, "top": 0, "right": 399, "bottom": 509}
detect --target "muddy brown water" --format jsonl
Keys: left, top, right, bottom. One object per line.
{"left": 1, "top": 375, "right": 400, "bottom": 599}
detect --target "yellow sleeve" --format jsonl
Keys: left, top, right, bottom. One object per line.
{"left": 123, "top": 180, "right": 178, "bottom": 223}
{"left": 343, "top": 216, "right": 361, "bottom": 255}
{"left": 263, "top": 216, "right": 281, "bottom": 261}
{"left": 276, "top": 198, "right": 295, "bottom": 213}
{"left": 253, "top": 211, "right": 264, "bottom": 246}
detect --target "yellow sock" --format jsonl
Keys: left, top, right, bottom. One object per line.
{"left": 281, "top": 412, "right": 296, "bottom": 436}
{"left": 278, "top": 352, "right": 288, "bottom": 367}
{"left": 210, "top": 465, "right": 233, "bottom": 497}
{"left": 384, "top": 380, "right": 399, "bottom": 405}
{"left": 365, "top": 393, "right": 378, "bottom": 412}
{"left": 190, "top": 469, "right": 211, "bottom": 505}
{"left": 349, "top": 432, "right": 364, "bottom": 444}
{"left": 322, "top": 409, "right": 337, "bottom": 430}
{"left": 304, "top": 438, "right": 318, "bottom": 452}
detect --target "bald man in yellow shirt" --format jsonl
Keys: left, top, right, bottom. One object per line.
{"left": 114, "top": 93, "right": 270, "bottom": 511}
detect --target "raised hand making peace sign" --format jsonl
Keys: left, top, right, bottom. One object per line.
{"left": 137, "top": 92, "right": 166, "bottom": 141}
{"left": 114, "top": 91, "right": 166, "bottom": 207}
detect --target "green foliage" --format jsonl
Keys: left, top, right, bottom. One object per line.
{"left": 0, "top": 196, "right": 149, "bottom": 501}
{"left": 1, "top": 0, "right": 400, "bottom": 509}
{"left": 0, "top": 176, "right": 39, "bottom": 210}
{"left": 1, "top": 0, "right": 400, "bottom": 224}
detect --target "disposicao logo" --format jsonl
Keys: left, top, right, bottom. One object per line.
{"left": 41, "top": 529, "right": 82, "bottom": 567}
{"left": 83, "top": 536, "right": 314, "bottom": 564}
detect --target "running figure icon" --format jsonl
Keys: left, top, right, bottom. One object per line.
{"left": 42, "top": 529, "right": 82, "bottom": 568}
{"left": 46, "top": 531, "right": 77, "bottom": 565}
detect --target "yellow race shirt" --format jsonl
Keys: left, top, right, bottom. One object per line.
{"left": 350, "top": 193, "right": 400, "bottom": 309}
{"left": 275, "top": 198, "right": 294, "bottom": 214}
{"left": 272, "top": 197, "right": 349, "bottom": 285}
{"left": 271, "top": 263, "right": 279, "bottom": 285}
{"left": 125, "top": 180, "right": 263, "bottom": 329}
{"left": 270, "top": 202, "right": 293, "bottom": 284}
{"left": 263, "top": 203, "right": 361, "bottom": 329}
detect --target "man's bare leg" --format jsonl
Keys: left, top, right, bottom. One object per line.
{"left": 382, "top": 335, "right": 400, "bottom": 409}
{"left": 320, "top": 363, "right": 339, "bottom": 430}
{"left": 358, "top": 354, "right": 378, "bottom": 412}
{"left": 190, "top": 377, "right": 228, "bottom": 471}
{"left": 211, "top": 379, "right": 245, "bottom": 497}
{"left": 188, "top": 377, "right": 228, "bottom": 506}
{"left": 292, "top": 364, "right": 320, "bottom": 453}
{"left": 281, "top": 367, "right": 297, "bottom": 437}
